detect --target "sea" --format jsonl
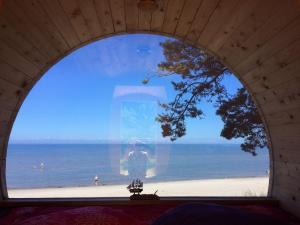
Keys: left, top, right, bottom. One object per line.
{"left": 6, "top": 144, "right": 269, "bottom": 189}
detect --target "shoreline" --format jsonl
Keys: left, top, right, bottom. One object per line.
{"left": 8, "top": 176, "right": 269, "bottom": 198}
{"left": 8, "top": 175, "right": 268, "bottom": 191}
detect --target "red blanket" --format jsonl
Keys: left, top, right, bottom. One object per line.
{"left": 0, "top": 205, "right": 173, "bottom": 225}
{"left": 0, "top": 204, "right": 298, "bottom": 225}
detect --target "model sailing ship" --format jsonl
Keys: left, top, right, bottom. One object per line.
{"left": 127, "top": 179, "right": 159, "bottom": 200}
{"left": 127, "top": 179, "right": 143, "bottom": 195}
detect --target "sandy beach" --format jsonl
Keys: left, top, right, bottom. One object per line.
{"left": 8, "top": 177, "right": 268, "bottom": 198}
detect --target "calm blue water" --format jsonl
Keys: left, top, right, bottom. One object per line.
{"left": 6, "top": 144, "right": 269, "bottom": 189}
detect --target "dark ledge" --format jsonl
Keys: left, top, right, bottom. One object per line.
{"left": 0, "top": 197, "right": 278, "bottom": 207}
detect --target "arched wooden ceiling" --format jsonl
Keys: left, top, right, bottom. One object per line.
{"left": 0, "top": 0, "right": 299, "bottom": 216}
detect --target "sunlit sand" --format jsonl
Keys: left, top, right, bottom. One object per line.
{"left": 8, "top": 177, "right": 268, "bottom": 198}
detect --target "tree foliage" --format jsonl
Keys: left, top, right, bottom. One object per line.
{"left": 145, "top": 40, "right": 268, "bottom": 155}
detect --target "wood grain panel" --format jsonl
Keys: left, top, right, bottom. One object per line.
{"left": 0, "top": 79, "right": 23, "bottom": 102}
{"left": 274, "top": 191, "right": 300, "bottom": 218}
{"left": 242, "top": 39, "right": 300, "bottom": 86}
{"left": 185, "top": 0, "right": 219, "bottom": 43}
{"left": 174, "top": 0, "right": 203, "bottom": 38}
{"left": 0, "top": 15, "right": 47, "bottom": 68}
{"left": 151, "top": 0, "right": 168, "bottom": 32}
{"left": 161, "top": 0, "right": 185, "bottom": 34}
{"left": 77, "top": 0, "right": 104, "bottom": 38}
{"left": 255, "top": 80, "right": 300, "bottom": 115}
{"left": 3, "top": 0, "right": 59, "bottom": 60}
{"left": 272, "top": 143, "right": 299, "bottom": 157}
{"left": 273, "top": 148, "right": 300, "bottom": 164}
{"left": 218, "top": 0, "right": 283, "bottom": 64}
{"left": 94, "top": 0, "right": 114, "bottom": 34}
{"left": 0, "top": 110, "right": 13, "bottom": 125}
{"left": 0, "top": 96, "right": 19, "bottom": 116}
{"left": 0, "top": 122, "right": 9, "bottom": 140}
{"left": 266, "top": 107, "right": 300, "bottom": 127}
{"left": 271, "top": 135, "right": 299, "bottom": 149}
{"left": 270, "top": 123, "right": 300, "bottom": 139}
{"left": 0, "top": 98, "right": 18, "bottom": 113}
{"left": 255, "top": 75, "right": 300, "bottom": 101}
{"left": 59, "top": 0, "right": 91, "bottom": 42}
{"left": 0, "top": 61, "right": 32, "bottom": 88}
{"left": 125, "top": 0, "right": 139, "bottom": 31}
{"left": 138, "top": 3, "right": 152, "bottom": 31}
{"left": 42, "top": 0, "right": 80, "bottom": 47}
{"left": 237, "top": 31, "right": 300, "bottom": 78}
{"left": 250, "top": 65, "right": 300, "bottom": 96}
{"left": 273, "top": 161, "right": 300, "bottom": 179}
{"left": 15, "top": 0, "right": 69, "bottom": 54}
{"left": 208, "top": 0, "right": 260, "bottom": 52}
{"left": 231, "top": 1, "right": 300, "bottom": 69}
{"left": 109, "top": 0, "right": 126, "bottom": 32}
{"left": 0, "top": 40, "right": 39, "bottom": 77}
{"left": 197, "top": 0, "right": 239, "bottom": 48}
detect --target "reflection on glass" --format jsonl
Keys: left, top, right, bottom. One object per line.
{"left": 109, "top": 85, "right": 169, "bottom": 182}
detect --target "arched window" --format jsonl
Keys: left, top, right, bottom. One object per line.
{"left": 6, "top": 34, "right": 269, "bottom": 198}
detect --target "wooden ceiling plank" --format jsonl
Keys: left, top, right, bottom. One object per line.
{"left": 271, "top": 136, "right": 300, "bottom": 153}
{"left": 0, "top": 40, "right": 40, "bottom": 77}
{"left": 274, "top": 151, "right": 300, "bottom": 165}
{"left": 0, "top": 109, "right": 14, "bottom": 123}
{"left": 174, "top": 0, "right": 203, "bottom": 38}
{"left": 270, "top": 123, "right": 300, "bottom": 139}
{"left": 242, "top": 38, "right": 300, "bottom": 87}
{"left": 235, "top": 15, "right": 300, "bottom": 76}
{"left": 230, "top": 1, "right": 300, "bottom": 70}
{"left": 150, "top": 0, "right": 168, "bottom": 32}
{"left": 0, "top": 122, "right": 10, "bottom": 137}
{"left": 42, "top": 0, "right": 81, "bottom": 47}
{"left": 94, "top": 0, "right": 114, "bottom": 34}
{"left": 59, "top": 0, "right": 91, "bottom": 42}
{"left": 197, "top": 0, "right": 240, "bottom": 48}
{"left": 274, "top": 163, "right": 300, "bottom": 177}
{"left": 161, "top": 0, "right": 185, "bottom": 35}
{"left": 275, "top": 194, "right": 300, "bottom": 212}
{"left": 0, "top": 99, "right": 18, "bottom": 112}
{"left": 125, "top": 0, "right": 139, "bottom": 32}
{"left": 16, "top": 0, "right": 69, "bottom": 54}
{"left": 0, "top": 60, "right": 32, "bottom": 88}
{"left": 262, "top": 99, "right": 300, "bottom": 117}
{"left": 0, "top": 79, "right": 24, "bottom": 100}
{"left": 275, "top": 186, "right": 300, "bottom": 202}
{"left": 249, "top": 58, "right": 300, "bottom": 95}
{"left": 273, "top": 176, "right": 300, "bottom": 194}
{"left": 218, "top": 0, "right": 283, "bottom": 64}
{"left": 138, "top": 3, "right": 152, "bottom": 31}
{"left": 185, "top": 0, "right": 219, "bottom": 44}
{"left": 77, "top": 0, "right": 104, "bottom": 39}
{"left": 0, "top": 15, "right": 47, "bottom": 69}
{"left": 255, "top": 80, "right": 300, "bottom": 114}
{"left": 266, "top": 107, "right": 300, "bottom": 127}
{"left": 109, "top": 0, "right": 126, "bottom": 33}
{"left": 0, "top": 95, "right": 20, "bottom": 112}
{"left": 3, "top": 0, "right": 59, "bottom": 61}
{"left": 273, "top": 154, "right": 300, "bottom": 168}
{"left": 208, "top": 0, "right": 260, "bottom": 52}
{"left": 258, "top": 76, "right": 300, "bottom": 101}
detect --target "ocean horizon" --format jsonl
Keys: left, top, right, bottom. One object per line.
{"left": 6, "top": 143, "right": 269, "bottom": 189}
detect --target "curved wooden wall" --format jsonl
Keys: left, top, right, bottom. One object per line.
{"left": 0, "top": 0, "right": 299, "bottom": 216}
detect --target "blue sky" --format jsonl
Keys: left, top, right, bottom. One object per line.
{"left": 9, "top": 34, "right": 243, "bottom": 144}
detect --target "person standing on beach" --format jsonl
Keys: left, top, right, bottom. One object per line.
{"left": 94, "top": 175, "right": 100, "bottom": 185}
